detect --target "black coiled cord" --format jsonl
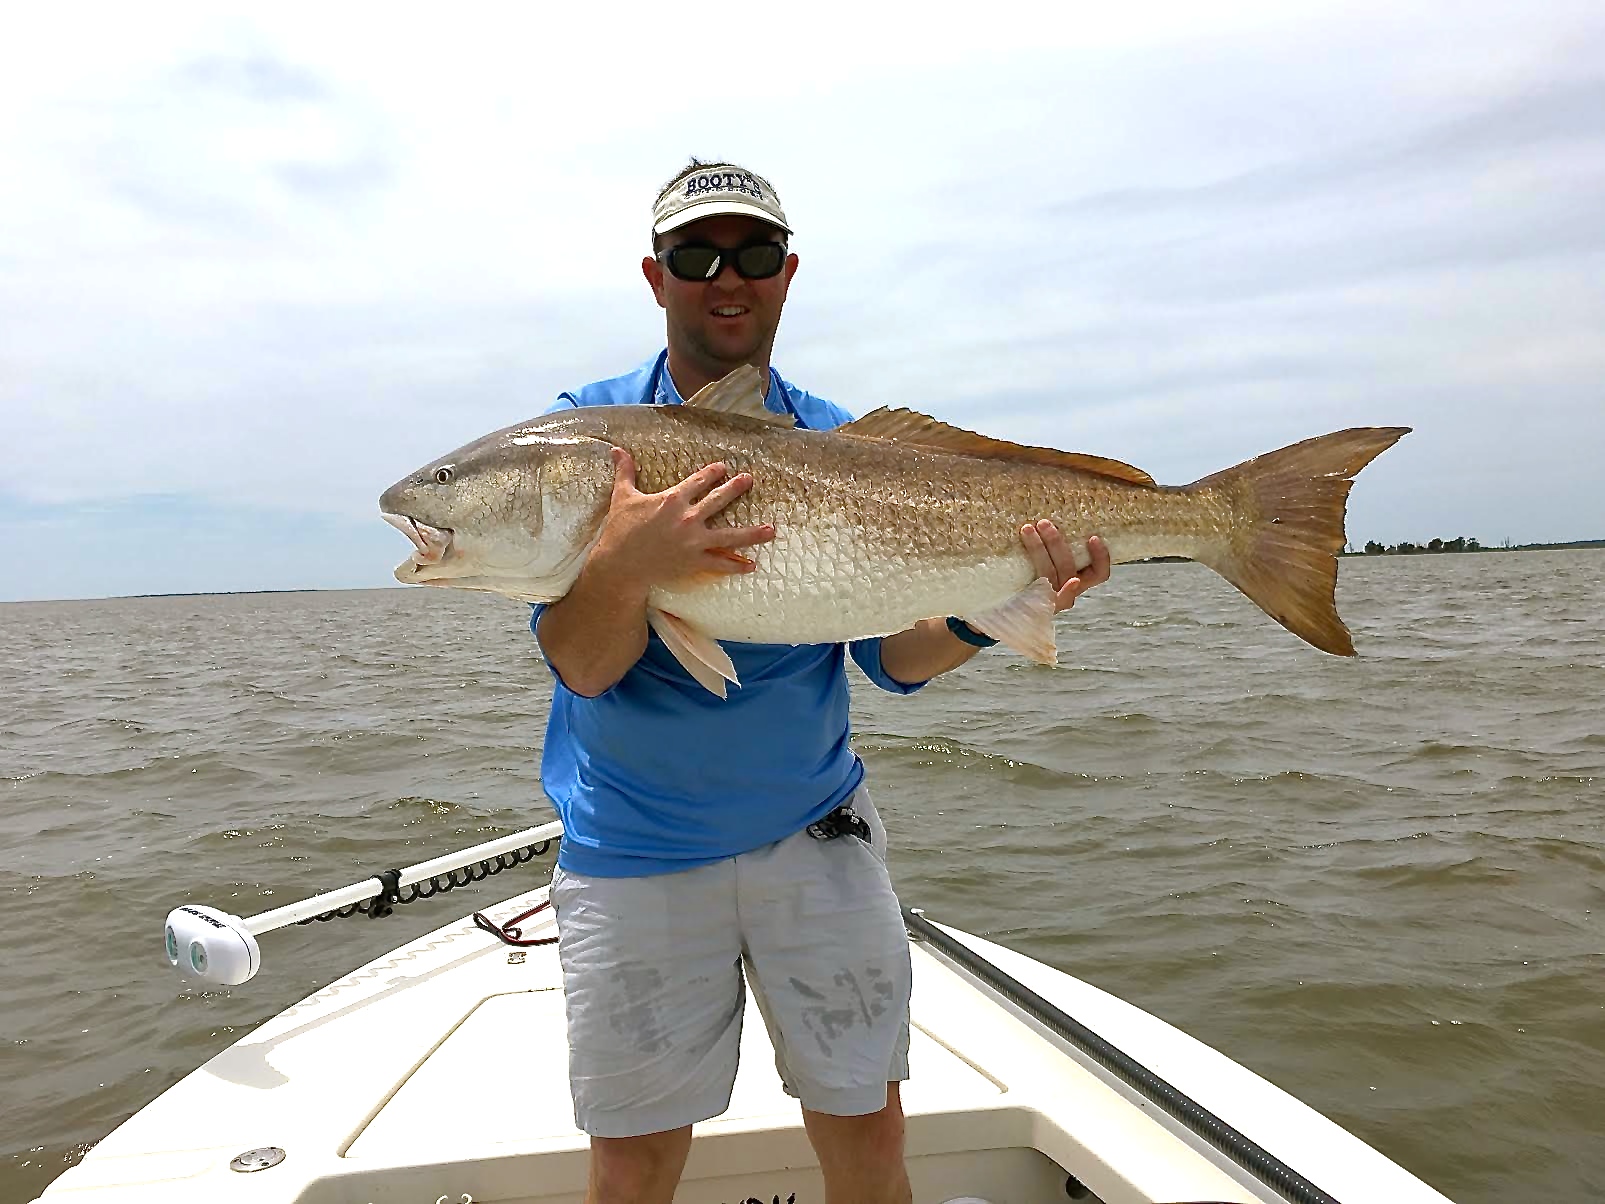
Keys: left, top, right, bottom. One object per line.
{"left": 296, "top": 839, "right": 556, "bottom": 925}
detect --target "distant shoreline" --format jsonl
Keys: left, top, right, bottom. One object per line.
{"left": 1339, "top": 538, "right": 1605, "bottom": 557}
{"left": 8, "top": 541, "right": 1602, "bottom": 604}
{"left": 1136, "top": 540, "right": 1604, "bottom": 565}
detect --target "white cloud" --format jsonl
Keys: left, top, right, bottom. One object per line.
{"left": 2, "top": 0, "right": 1603, "bottom": 599}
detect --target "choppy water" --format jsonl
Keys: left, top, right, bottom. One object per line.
{"left": 3, "top": 552, "right": 1601, "bottom": 1203}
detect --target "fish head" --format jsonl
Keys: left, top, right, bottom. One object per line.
{"left": 379, "top": 425, "right": 615, "bottom": 603}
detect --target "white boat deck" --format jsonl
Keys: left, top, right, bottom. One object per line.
{"left": 37, "top": 883, "right": 1458, "bottom": 1204}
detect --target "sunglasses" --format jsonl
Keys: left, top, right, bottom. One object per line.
{"left": 657, "top": 240, "right": 788, "bottom": 282}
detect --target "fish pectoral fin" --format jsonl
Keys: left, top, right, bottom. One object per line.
{"left": 837, "top": 408, "right": 1156, "bottom": 486}
{"left": 706, "top": 547, "right": 755, "bottom": 569}
{"left": 646, "top": 608, "right": 740, "bottom": 698}
{"left": 965, "top": 579, "right": 1059, "bottom": 665}
{"left": 682, "top": 364, "right": 795, "bottom": 427}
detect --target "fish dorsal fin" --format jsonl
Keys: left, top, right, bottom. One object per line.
{"left": 837, "top": 407, "right": 1156, "bottom": 487}
{"left": 682, "top": 365, "right": 795, "bottom": 427}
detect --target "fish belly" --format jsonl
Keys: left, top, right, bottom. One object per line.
{"left": 652, "top": 525, "right": 1037, "bottom": 645}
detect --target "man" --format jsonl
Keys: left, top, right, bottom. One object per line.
{"left": 532, "top": 160, "right": 1111, "bottom": 1204}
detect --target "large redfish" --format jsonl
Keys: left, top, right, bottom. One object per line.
{"left": 381, "top": 366, "right": 1407, "bottom": 695}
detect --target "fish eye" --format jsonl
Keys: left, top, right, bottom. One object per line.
{"left": 433, "top": 465, "right": 454, "bottom": 485}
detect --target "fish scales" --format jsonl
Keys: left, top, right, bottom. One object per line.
{"left": 551, "top": 405, "right": 1217, "bottom": 645}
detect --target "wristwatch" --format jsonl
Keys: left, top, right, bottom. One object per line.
{"left": 945, "top": 615, "right": 999, "bottom": 648}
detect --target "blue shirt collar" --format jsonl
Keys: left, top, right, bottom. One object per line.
{"left": 649, "top": 350, "right": 800, "bottom": 424}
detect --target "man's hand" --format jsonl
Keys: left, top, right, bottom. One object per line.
{"left": 536, "top": 449, "right": 774, "bottom": 698}
{"left": 589, "top": 447, "right": 776, "bottom": 592}
{"left": 1020, "top": 525, "right": 1110, "bottom": 612}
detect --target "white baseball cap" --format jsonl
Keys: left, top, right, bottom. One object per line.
{"left": 652, "top": 162, "right": 791, "bottom": 238}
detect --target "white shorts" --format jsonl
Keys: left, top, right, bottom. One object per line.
{"left": 549, "top": 787, "right": 912, "bottom": 1138}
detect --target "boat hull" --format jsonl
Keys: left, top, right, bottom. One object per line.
{"left": 35, "top": 882, "right": 1456, "bottom": 1203}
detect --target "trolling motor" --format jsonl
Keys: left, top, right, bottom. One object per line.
{"left": 161, "top": 818, "right": 563, "bottom": 986}
{"left": 164, "top": 905, "right": 262, "bottom": 985}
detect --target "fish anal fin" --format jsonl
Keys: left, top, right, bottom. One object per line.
{"left": 965, "top": 579, "right": 1059, "bottom": 665}
{"left": 682, "top": 365, "right": 794, "bottom": 427}
{"left": 646, "top": 608, "right": 740, "bottom": 698}
{"left": 838, "top": 408, "right": 1156, "bottom": 487}
{"left": 1188, "top": 426, "right": 1411, "bottom": 657}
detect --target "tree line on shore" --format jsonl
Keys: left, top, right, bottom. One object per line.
{"left": 1350, "top": 537, "right": 1604, "bottom": 555}
{"left": 1146, "top": 536, "right": 1600, "bottom": 565}
{"left": 1360, "top": 536, "right": 1480, "bottom": 555}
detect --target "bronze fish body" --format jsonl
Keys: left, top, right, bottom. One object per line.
{"left": 381, "top": 366, "right": 1408, "bottom": 695}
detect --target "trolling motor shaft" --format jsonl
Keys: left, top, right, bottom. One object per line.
{"left": 162, "top": 818, "right": 563, "bottom": 985}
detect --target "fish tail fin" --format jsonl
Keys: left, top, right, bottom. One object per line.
{"left": 1186, "top": 426, "right": 1410, "bottom": 656}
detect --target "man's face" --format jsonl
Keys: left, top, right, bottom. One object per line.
{"left": 643, "top": 214, "right": 799, "bottom": 375}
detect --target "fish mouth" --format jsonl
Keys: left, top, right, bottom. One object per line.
{"left": 382, "top": 512, "right": 453, "bottom": 567}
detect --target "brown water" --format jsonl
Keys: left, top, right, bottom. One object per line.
{"left": 3, "top": 553, "right": 1601, "bottom": 1202}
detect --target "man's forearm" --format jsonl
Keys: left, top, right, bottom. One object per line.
{"left": 536, "top": 558, "right": 651, "bottom": 698}
{"left": 878, "top": 617, "right": 984, "bottom": 685}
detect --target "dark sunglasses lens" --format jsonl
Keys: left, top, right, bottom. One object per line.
{"left": 733, "top": 243, "right": 785, "bottom": 279}
{"left": 667, "top": 246, "right": 722, "bottom": 280}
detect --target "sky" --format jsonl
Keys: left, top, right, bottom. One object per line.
{"left": 3, "top": 1, "right": 1603, "bottom": 602}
